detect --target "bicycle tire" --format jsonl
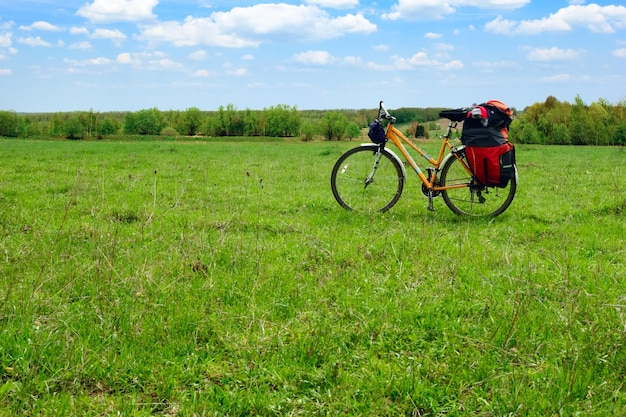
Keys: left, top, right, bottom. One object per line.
{"left": 331, "top": 145, "right": 405, "bottom": 213}
{"left": 440, "top": 148, "right": 517, "bottom": 217}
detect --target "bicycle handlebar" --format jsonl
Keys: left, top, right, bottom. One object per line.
{"left": 378, "top": 101, "right": 396, "bottom": 123}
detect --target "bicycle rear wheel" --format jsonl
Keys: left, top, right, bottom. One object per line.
{"left": 440, "top": 148, "right": 517, "bottom": 217}
{"left": 331, "top": 145, "right": 405, "bottom": 213}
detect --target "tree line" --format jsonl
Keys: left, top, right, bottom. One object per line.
{"left": 1, "top": 96, "right": 625, "bottom": 145}
{"left": 509, "top": 95, "right": 626, "bottom": 146}
{"left": 0, "top": 104, "right": 447, "bottom": 141}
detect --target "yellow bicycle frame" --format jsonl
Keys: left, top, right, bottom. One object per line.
{"left": 384, "top": 122, "right": 472, "bottom": 192}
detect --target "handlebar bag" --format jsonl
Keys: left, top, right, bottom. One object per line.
{"left": 368, "top": 120, "right": 387, "bottom": 144}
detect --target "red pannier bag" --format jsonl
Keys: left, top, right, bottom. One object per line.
{"left": 465, "top": 142, "right": 516, "bottom": 187}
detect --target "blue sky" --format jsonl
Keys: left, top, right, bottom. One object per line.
{"left": 1, "top": 0, "right": 625, "bottom": 112}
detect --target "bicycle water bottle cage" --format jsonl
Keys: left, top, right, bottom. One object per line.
{"left": 368, "top": 119, "right": 387, "bottom": 144}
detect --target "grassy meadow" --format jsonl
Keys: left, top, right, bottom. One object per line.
{"left": 0, "top": 137, "right": 624, "bottom": 416}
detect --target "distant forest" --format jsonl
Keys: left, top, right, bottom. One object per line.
{"left": 1, "top": 95, "right": 625, "bottom": 146}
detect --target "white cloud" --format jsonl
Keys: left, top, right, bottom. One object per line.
{"left": 369, "top": 50, "right": 463, "bottom": 71}
{"left": 30, "top": 21, "right": 62, "bottom": 32}
{"left": 137, "top": 4, "right": 376, "bottom": 47}
{"left": 472, "top": 60, "right": 518, "bottom": 72}
{"left": 116, "top": 52, "right": 136, "bottom": 64}
{"left": 613, "top": 48, "right": 626, "bottom": 58}
{"left": 226, "top": 67, "right": 248, "bottom": 76}
{"left": 527, "top": 47, "right": 582, "bottom": 61}
{"left": 400, "top": 51, "right": 449, "bottom": 68}
{"left": 70, "top": 27, "right": 89, "bottom": 35}
{"left": 0, "top": 32, "right": 12, "bottom": 48}
{"left": 0, "top": 68, "right": 11, "bottom": 75}
{"left": 342, "top": 55, "right": 361, "bottom": 65}
{"left": 91, "top": 28, "right": 127, "bottom": 45}
{"left": 542, "top": 74, "right": 571, "bottom": 82}
{"left": 192, "top": 69, "right": 213, "bottom": 77}
{"left": 189, "top": 50, "right": 208, "bottom": 61}
{"left": 434, "top": 42, "right": 454, "bottom": 52}
{"left": 485, "top": 4, "right": 626, "bottom": 35}
{"left": 90, "top": 57, "right": 111, "bottom": 65}
{"left": 17, "top": 36, "right": 51, "bottom": 47}
{"left": 425, "top": 32, "right": 442, "bottom": 39}
{"left": 138, "top": 19, "right": 255, "bottom": 48}
{"left": 77, "top": 0, "right": 158, "bottom": 24}
{"left": 305, "top": 0, "right": 359, "bottom": 9}
{"left": 64, "top": 57, "right": 111, "bottom": 66}
{"left": 383, "top": 0, "right": 530, "bottom": 20}
{"left": 116, "top": 51, "right": 171, "bottom": 69}
{"left": 295, "top": 50, "right": 334, "bottom": 65}
{"left": 69, "top": 41, "right": 92, "bottom": 49}
{"left": 294, "top": 50, "right": 362, "bottom": 66}
{"left": 383, "top": 1, "right": 454, "bottom": 20}
{"left": 150, "top": 58, "right": 184, "bottom": 71}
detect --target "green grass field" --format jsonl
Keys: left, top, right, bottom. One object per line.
{"left": 0, "top": 138, "right": 624, "bottom": 416}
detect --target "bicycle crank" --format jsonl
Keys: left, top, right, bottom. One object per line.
{"left": 421, "top": 182, "right": 441, "bottom": 198}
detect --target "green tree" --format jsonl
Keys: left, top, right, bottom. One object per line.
{"left": 78, "top": 109, "right": 99, "bottom": 137}
{"left": 99, "top": 118, "right": 120, "bottom": 136}
{"left": 18, "top": 116, "right": 39, "bottom": 137}
{"left": 569, "top": 96, "right": 594, "bottom": 145}
{"left": 229, "top": 106, "right": 245, "bottom": 136}
{"left": 588, "top": 101, "right": 610, "bottom": 145}
{"left": 211, "top": 104, "right": 234, "bottom": 136}
{"left": 181, "top": 107, "right": 203, "bottom": 136}
{"left": 613, "top": 122, "right": 626, "bottom": 147}
{"left": 265, "top": 104, "right": 300, "bottom": 137}
{"left": 551, "top": 123, "right": 571, "bottom": 145}
{"left": 125, "top": 108, "right": 164, "bottom": 135}
{"left": 300, "top": 120, "right": 317, "bottom": 142}
{"left": 0, "top": 110, "right": 21, "bottom": 137}
{"left": 345, "top": 122, "right": 361, "bottom": 140}
{"left": 243, "top": 108, "right": 263, "bottom": 136}
{"left": 63, "top": 116, "right": 84, "bottom": 139}
{"left": 515, "top": 119, "right": 541, "bottom": 144}
{"left": 320, "top": 111, "right": 348, "bottom": 140}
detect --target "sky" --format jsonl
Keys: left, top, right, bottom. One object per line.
{"left": 0, "top": 0, "right": 625, "bottom": 112}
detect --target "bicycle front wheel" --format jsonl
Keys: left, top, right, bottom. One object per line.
{"left": 331, "top": 145, "right": 405, "bottom": 213}
{"left": 440, "top": 149, "right": 517, "bottom": 217}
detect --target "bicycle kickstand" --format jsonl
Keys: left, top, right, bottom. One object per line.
{"left": 427, "top": 190, "right": 435, "bottom": 211}
{"left": 426, "top": 167, "right": 436, "bottom": 211}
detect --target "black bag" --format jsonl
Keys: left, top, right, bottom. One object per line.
{"left": 368, "top": 120, "right": 387, "bottom": 144}
{"left": 461, "top": 103, "right": 511, "bottom": 147}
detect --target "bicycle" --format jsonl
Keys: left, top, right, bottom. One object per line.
{"left": 330, "top": 101, "right": 517, "bottom": 216}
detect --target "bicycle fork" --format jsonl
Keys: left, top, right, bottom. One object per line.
{"left": 364, "top": 149, "right": 384, "bottom": 188}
